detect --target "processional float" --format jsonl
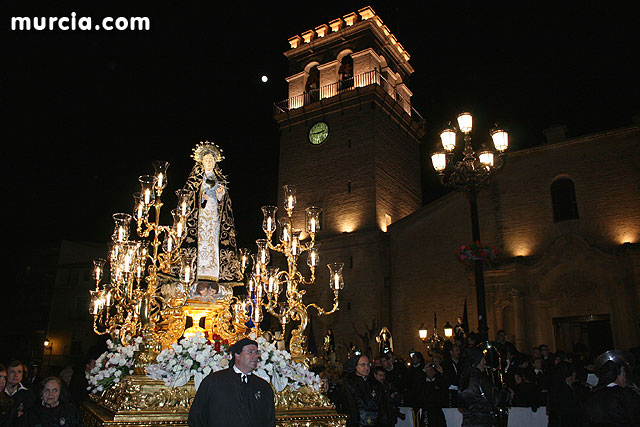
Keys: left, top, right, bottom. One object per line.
{"left": 84, "top": 142, "right": 346, "bottom": 426}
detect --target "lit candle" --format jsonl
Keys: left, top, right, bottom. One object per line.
{"left": 267, "top": 216, "right": 272, "bottom": 232}
{"left": 93, "top": 300, "right": 99, "bottom": 315}
{"left": 105, "top": 291, "right": 112, "bottom": 307}
{"left": 167, "top": 237, "right": 173, "bottom": 253}
{"left": 184, "top": 265, "right": 191, "bottom": 282}
{"left": 181, "top": 201, "right": 187, "bottom": 216}
{"left": 118, "top": 227, "right": 125, "bottom": 242}
{"left": 292, "top": 239, "right": 298, "bottom": 256}
{"left": 311, "top": 252, "right": 317, "bottom": 265}
{"left": 123, "top": 253, "right": 131, "bottom": 272}
{"left": 137, "top": 203, "right": 143, "bottom": 220}
{"left": 287, "top": 195, "right": 293, "bottom": 210}
{"left": 157, "top": 173, "right": 164, "bottom": 188}
{"left": 144, "top": 188, "right": 151, "bottom": 204}
{"left": 260, "top": 250, "right": 267, "bottom": 264}
{"left": 177, "top": 221, "right": 183, "bottom": 237}
{"left": 334, "top": 273, "right": 340, "bottom": 290}
{"left": 310, "top": 217, "right": 316, "bottom": 233}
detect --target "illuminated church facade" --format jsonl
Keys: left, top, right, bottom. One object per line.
{"left": 274, "top": 7, "right": 640, "bottom": 358}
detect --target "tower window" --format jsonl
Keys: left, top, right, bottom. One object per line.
{"left": 338, "top": 55, "right": 353, "bottom": 91}
{"left": 550, "top": 178, "right": 579, "bottom": 222}
{"left": 305, "top": 65, "right": 320, "bottom": 103}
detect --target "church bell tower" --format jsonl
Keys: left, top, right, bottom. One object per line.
{"left": 273, "top": 6, "right": 425, "bottom": 355}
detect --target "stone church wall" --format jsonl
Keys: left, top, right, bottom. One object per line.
{"left": 388, "top": 126, "right": 640, "bottom": 356}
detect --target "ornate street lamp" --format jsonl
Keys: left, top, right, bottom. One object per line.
{"left": 418, "top": 314, "right": 445, "bottom": 354}
{"left": 430, "top": 112, "right": 509, "bottom": 341}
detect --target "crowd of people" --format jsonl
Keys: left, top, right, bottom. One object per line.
{"left": 317, "top": 329, "right": 640, "bottom": 426}
{"left": 4, "top": 329, "right": 640, "bottom": 427}
{"left": 0, "top": 356, "right": 95, "bottom": 427}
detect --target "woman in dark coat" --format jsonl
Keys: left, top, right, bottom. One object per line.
{"left": 22, "top": 377, "right": 84, "bottom": 427}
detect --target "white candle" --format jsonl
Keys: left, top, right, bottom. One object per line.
{"left": 334, "top": 273, "right": 340, "bottom": 290}
{"left": 310, "top": 217, "right": 316, "bottom": 233}
{"left": 184, "top": 265, "right": 191, "bottom": 282}
{"left": 267, "top": 216, "right": 272, "bottom": 231}
{"left": 144, "top": 188, "right": 151, "bottom": 204}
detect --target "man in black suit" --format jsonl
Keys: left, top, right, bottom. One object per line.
{"left": 188, "top": 338, "right": 276, "bottom": 427}
{"left": 441, "top": 341, "right": 462, "bottom": 407}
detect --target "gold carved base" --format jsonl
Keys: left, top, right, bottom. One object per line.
{"left": 81, "top": 375, "right": 346, "bottom": 427}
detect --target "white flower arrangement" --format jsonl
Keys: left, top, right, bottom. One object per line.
{"left": 145, "top": 333, "right": 230, "bottom": 390}
{"left": 252, "top": 336, "right": 321, "bottom": 393}
{"left": 86, "top": 336, "right": 142, "bottom": 393}
{"left": 86, "top": 333, "right": 320, "bottom": 395}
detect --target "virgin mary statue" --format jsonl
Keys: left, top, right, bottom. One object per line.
{"left": 183, "top": 142, "right": 243, "bottom": 295}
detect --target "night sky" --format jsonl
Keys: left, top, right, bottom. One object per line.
{"left": 5, "top": 2, "right": 638, "bottom": 295}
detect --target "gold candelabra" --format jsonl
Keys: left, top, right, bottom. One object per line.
{"left": 240, "top": 185, "right": 344, "bottom": 361}
{"left": 90, "top": 160, "right": 197, "bottom": 351}
{"left": 89, "top": 150, "right": 342, "bottom": 364}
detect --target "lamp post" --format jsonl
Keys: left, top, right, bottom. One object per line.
{"left": 431, "top": 112, "right": 509, "bottom": 342}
